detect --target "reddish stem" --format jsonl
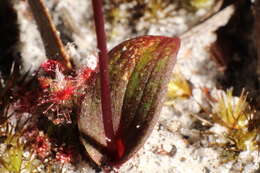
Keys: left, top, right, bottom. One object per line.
{"left": 91, "top": 0, "right": 116, "bottom": 155}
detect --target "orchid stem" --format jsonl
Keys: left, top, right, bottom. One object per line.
{"left": 91, "top": 0, "right": 116, "bottom": 155}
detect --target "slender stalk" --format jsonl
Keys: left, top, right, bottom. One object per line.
{"left": 91, "top": 0, "right": 116, "bottom": 155}
{"left": 28, "top": 0, "right": 72, "bottom": 70}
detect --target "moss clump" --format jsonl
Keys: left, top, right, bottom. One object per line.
{"left": 212, "top": 89, "right": 259, "bottom": 151}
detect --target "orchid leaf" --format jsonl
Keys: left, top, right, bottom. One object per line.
{"left": 78, "top": 36, "right": 180, "bottom": 167}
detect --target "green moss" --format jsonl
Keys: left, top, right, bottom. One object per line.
{"left": 211, "top": 89, "right": 260, "bottom": 154}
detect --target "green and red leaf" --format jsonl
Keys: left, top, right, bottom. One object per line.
{"left": 78, "top": 35, "right": 180, "bottom": 167}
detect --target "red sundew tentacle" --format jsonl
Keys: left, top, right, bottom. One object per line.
{"left": 80, "top": 67, "right": 93, "bottom": 80}
{"left": 40, "top": 60, "right": 64, "bottom": 73}
{"left": 38, "top": 76, "right": 53, "bottom": 89}
{"left": 76, "top": 67, "right": 94, "bottom": 87}
{"left": 55, "top": 147, "right": 74, "bottom": 164}
{"left": 51, "top": 86, "right": 75, "bottom": 103}
{"left": 36, "top": 61, "right": 94, "bottom": 125}
{"left": 34, "top": 133, "right": 51, "bottom": 159}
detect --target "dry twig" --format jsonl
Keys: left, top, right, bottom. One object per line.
{"left": 27, "top": 0, "right": 72, "bottom": 70}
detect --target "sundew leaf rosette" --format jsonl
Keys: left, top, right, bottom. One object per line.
{"left": 78, "top": 36, "right": 180, "bottom": 167}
